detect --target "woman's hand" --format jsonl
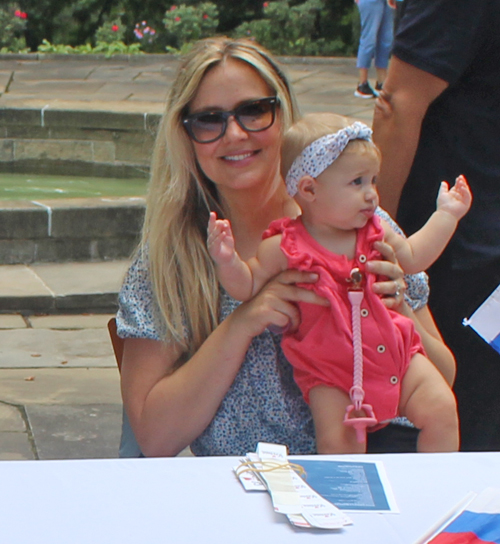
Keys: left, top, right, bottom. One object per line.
{"left": 366, "top": 240, "right": 406, "bottom": 310}
{"left": 230, "top": 269, "right": 330, "bottom": 339}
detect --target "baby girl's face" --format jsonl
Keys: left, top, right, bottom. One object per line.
{"left": 312, "top": 151, "right": 380, "bottom": 231}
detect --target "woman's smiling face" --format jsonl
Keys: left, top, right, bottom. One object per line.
{"left": 187, "top": 58, "right": 283, "bottom": 198}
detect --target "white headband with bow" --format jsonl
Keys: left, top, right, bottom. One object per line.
{"left": 285, "top": 121, "right": 373, "bottom": 196}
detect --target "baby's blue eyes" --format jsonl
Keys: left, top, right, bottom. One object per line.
{"left": 350, "top": 176, "right": 377, "bottom": 186}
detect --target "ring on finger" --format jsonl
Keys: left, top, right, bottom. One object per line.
{"left": 393, "top": 280, "right": 401, "bottom": 297}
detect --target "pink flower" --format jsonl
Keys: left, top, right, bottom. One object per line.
{"left": 170, "top": 5, "right": 177, "bottom": 10}
{"left": 21, "top": 11, "right": 28, "bottom": 19}
{"left": 14, "top": 9, "right": 21, "bottom": 17}
{"left": 151, "top": 29, "right": 156, "bottom": 35}
{"left": 142, "top": 20, "right": 147, "bottom": 25}
{"left": 263, "top": 2, "right": 269, "bottom": 7}
{"left": 111, "top": 24, "right": 119, "bottom": 32}
{"left": 174, "top": 16, "right": 181, "bottom": 22}
{"left": 203, "top": 14, "right": 209, "bottom": 19}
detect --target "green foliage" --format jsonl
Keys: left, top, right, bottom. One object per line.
{"left": 0, "top": 4, "right": 29, "bottom": 53}
{"left": 93, "top": 40, "right": 142, "bottom": 56}
{"left": 233, "top": 0, "right": 353, "bottom": 56}
{"left": 20, "top": 0, "right": 117, "bottom": 49}
{"left": 37, "top": 39, "right": 77, "bottom": 54}
{"left": 37, "top": 38, "right": 142, "bottom": 58}
{"left": 13, "top": 0, "right": 356, "bottom": 56}
{"left": 163, "top": 3, "right": 219, "bottom": 53}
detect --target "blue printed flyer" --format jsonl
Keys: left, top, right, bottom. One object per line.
{"left": 294, "top": 459, "right": 399, "bottom": 513}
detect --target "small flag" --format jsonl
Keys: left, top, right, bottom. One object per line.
{"left": 426, "top": 488, "right": 500, "bottom": 544}
{"left": 463, "top": 284, "right": 500, "bottom": 356}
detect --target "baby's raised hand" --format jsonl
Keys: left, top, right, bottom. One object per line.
{"left": 207, "top": 211, "right": 236, "bottom": 265}
{"left": 436, "top": 175, "right": 472, "bottom": 220}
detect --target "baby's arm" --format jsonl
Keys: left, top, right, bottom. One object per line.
{"left": 207, "top": 212, "right": 287, "bottom": 301}
{"left": 381, "top": 175, "right": 472, "bottom": 274}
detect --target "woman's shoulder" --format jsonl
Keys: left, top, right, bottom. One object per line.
{"left": 116, "top": 247, "right": 163, "bottom": 341}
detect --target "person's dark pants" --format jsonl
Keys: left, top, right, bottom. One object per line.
{"left": 428, "top": 254, "right": 500, "bottom": 451}
{"left": 393, "top": 0, "right": 407, "bottom": 34}
{"left": 367, "top": 423, "right": 419, "bottom": 453}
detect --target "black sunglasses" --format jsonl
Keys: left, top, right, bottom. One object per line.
{"left": 183, "top": 96, "right": 279, "bottom": 144}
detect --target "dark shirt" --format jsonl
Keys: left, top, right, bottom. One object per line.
{"left": 393, "top": 0, "right": 500, "bottom": 269}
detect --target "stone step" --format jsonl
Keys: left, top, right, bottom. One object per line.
{"left": 0, "top": 260, "right": 130, "bottom": 315}
{"left": 0, "top": 196, "right": 144, "bottom": 264}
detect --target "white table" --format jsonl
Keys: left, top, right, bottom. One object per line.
{"left": 0, "top": 452, "right": 499, "bottom": 543}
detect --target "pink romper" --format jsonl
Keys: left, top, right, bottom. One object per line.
{"left": 263, "top": 215, "right": 425, "bottom": 424}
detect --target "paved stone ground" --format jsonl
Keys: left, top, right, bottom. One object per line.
{"left": 0, "top": 313, "right": 120, "bottom": 460}
{"left": 0, "top": 54, "right": 376, "bottom": 122}
{"left": 0, "top": 53, "right": 380, "bottom": 460}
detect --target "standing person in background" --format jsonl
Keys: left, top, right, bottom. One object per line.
{"left": 354, "top": 0, "right": 395, "bottom": 99}
{"left": 372, "top": 0, "right": 500, "bottom": 451}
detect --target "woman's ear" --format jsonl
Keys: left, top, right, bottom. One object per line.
{"left": 297, "top": 175, "right": 318, "bottom": 202}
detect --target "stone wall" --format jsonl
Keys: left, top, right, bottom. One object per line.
{"left": 0, "top": 108, "right": 160, "bottom": 178}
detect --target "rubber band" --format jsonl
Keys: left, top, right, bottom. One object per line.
{"left": 235, "top": 460, "right": 306, "bottom": 479}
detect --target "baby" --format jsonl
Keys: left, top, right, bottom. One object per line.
{"left": 208, "top": 113, "right": 471, "bottom": 454}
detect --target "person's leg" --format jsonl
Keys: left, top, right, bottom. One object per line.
{"left": 355, "top": 0, "right": 384, "bottom": 97}
{"left": 375, "top": 67, "right": 387, "bottom": 92}
{"left": 358, "top": 67, "right": 369, "bottom": 85}
{"left": 374, "top": 0, "right": 394, "bottom": 88}
{"left": 309, "top": 385, "right": 366, "bottom": 454}
{"left": 428, "top": 254, "right": 500, "bottom": 451}
{"left": 399, "top": 353, "right": 459, "bottom": 452}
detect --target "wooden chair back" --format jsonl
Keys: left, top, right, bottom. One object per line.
{"left": 107, "top": 317, "right": 124, "bottom": 373}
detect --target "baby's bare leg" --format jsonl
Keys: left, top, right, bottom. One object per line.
{"left": 309, "top": 385, "right": 366, "bottom": 454}
{"left": 399, "top": 353, "right": 459, "bottom": 452}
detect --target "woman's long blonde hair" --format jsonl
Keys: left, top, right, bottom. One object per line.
{"left": 141, "top": 37, "right": 300, "bottom": 360}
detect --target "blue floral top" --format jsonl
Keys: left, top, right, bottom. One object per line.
{"left": 116, "top": 208, "right": 429, "bottom": 456}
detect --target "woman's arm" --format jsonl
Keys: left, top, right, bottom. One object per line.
{"left": 398, "top": 303, "right": 456, "bottom": 386}
{"left": 120, "top": 269, "right": 329, "bottom": 457}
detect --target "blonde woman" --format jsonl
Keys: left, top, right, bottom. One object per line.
{"left": 116, "top": 37, "right": 454, "bottom": 457}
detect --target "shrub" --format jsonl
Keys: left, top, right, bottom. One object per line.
{"left": 133, "top": 20, "right": 158, "bottom": 53}
{"left": 95, "top": 20, "right": 125, "bottom": 44}
{"left": 233, "top": 0, "right": 355, "bottom": 56}
{"left": 0, "top": 4, "right": 29, "bottom": 53}
{"left": 163, "top": 3, "right": 219, "bottom": 53}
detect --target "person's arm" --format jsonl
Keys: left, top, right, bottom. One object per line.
{"left": 380, "top": 175, "right": 472, "bottom": 274}
{"left": 120, "top": 269, "right": 329, "bottom": 457}
{"left": 207, "top": 212, "right": 287, "bottom": 300}
{"left": 368, "top": 244, "right": 456, "bottom": 385}
{"left": 372, "top": 57, "right": 449, "bottom": 217}
{"left": 398, "top": 303, "right": 456, "bottom": 386}
{"left": 207, "top": 212, "right": 254, "bottom": 300}
{"left": 371, "top": 211, "right": 456, "bottom": 385}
